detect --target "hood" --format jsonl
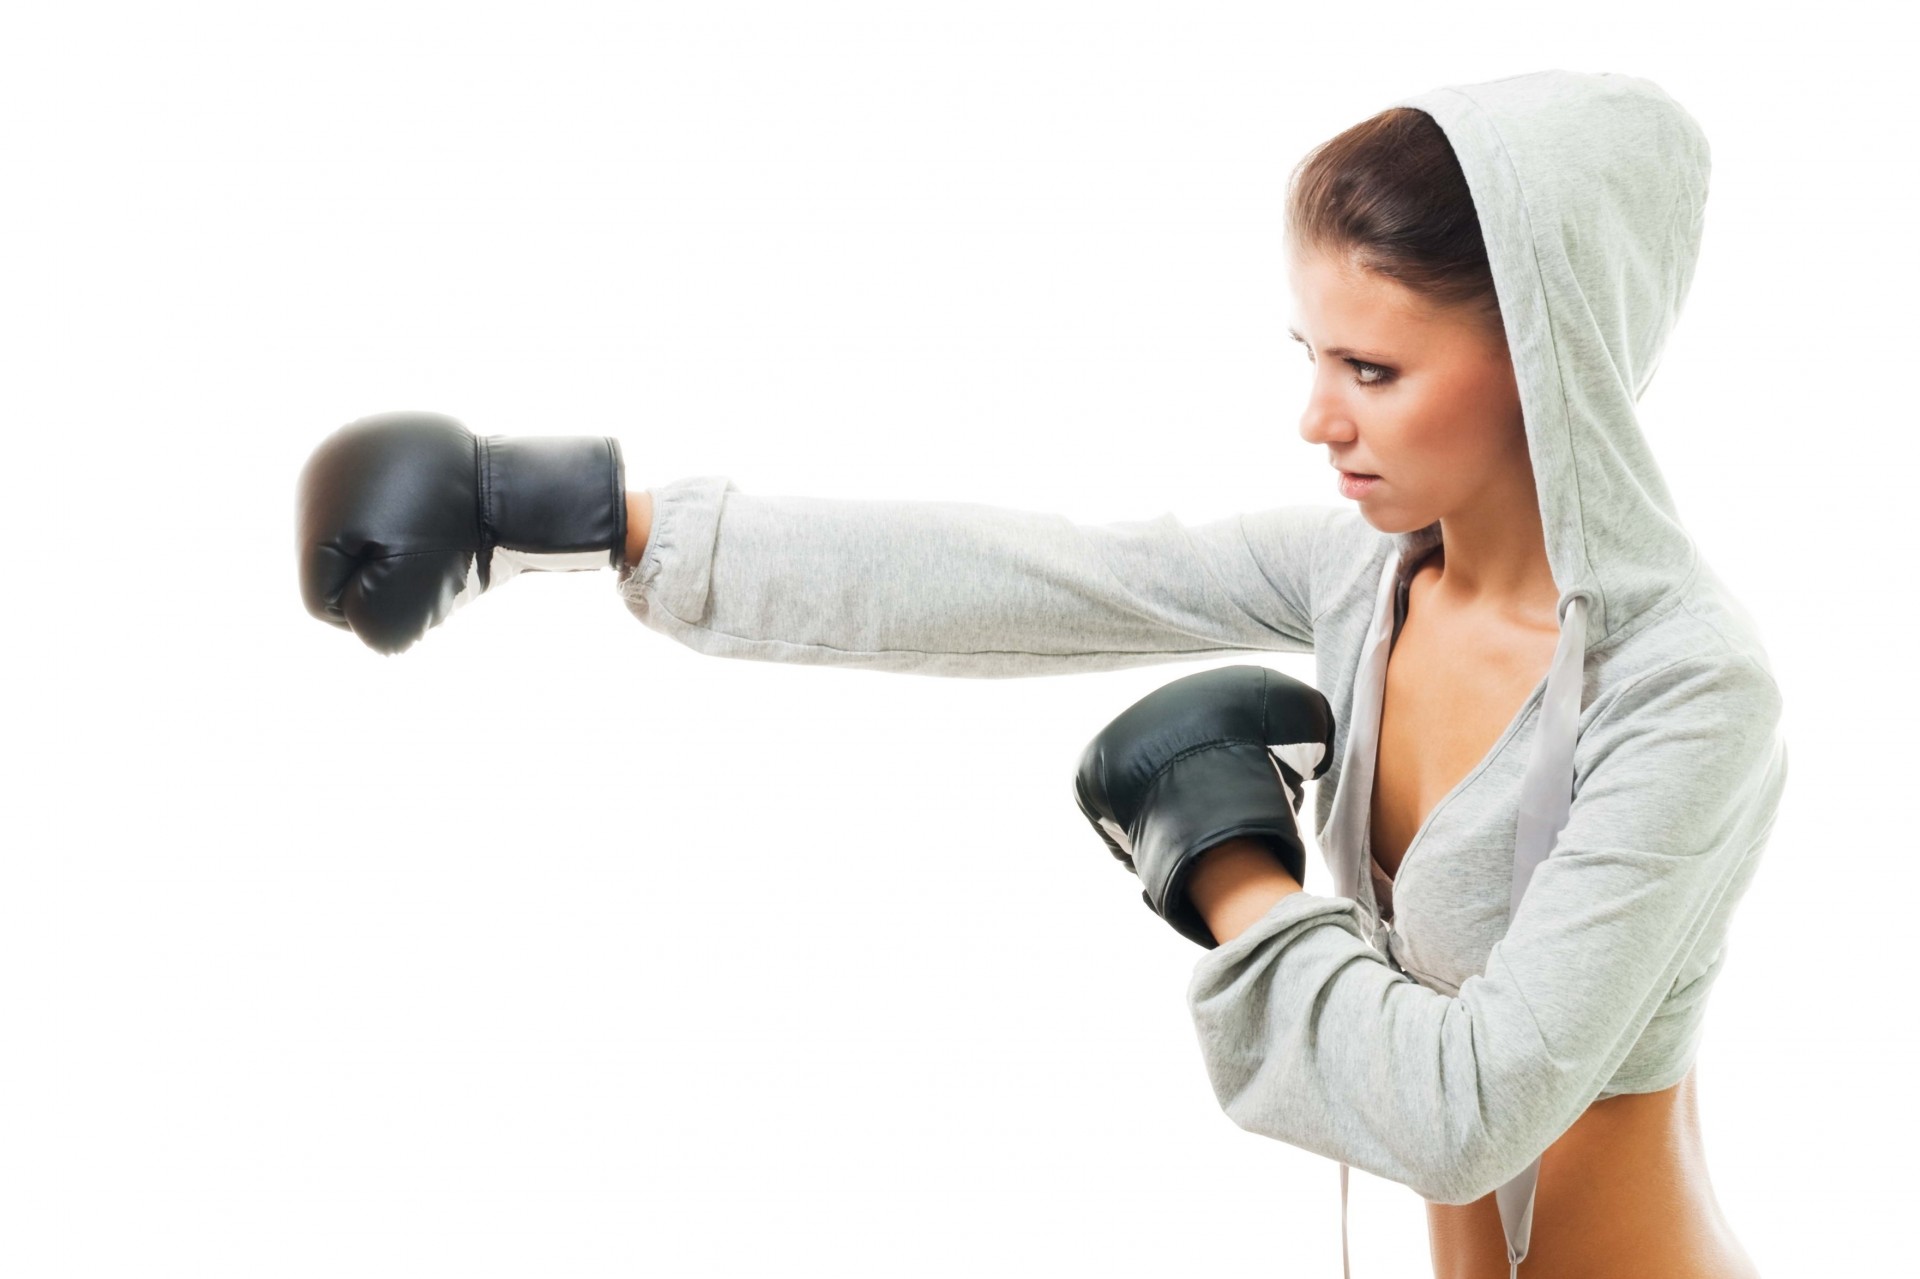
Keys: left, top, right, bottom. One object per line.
{"left": 1329, "top": 70, "right": 1717, "bottom": 1270}
{"left": 1383, "top": 69, "right": 1711, "bottom": 651}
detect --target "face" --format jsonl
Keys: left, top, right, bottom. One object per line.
{"left": 1287, "top": 245, "right": 1529, "bottom": 534}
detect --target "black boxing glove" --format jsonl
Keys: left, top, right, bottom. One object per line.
{"left": 296, "top": 410, "right": 627, "bottom": 655}
{"left": 1073, "top": 665, "right": 1336, "bottom": 948}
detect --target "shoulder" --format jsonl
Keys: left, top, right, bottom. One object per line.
{"left": 1576, "top": 649, "right": 1783, "bottom": 791}
{"left": 1574, "top": 564, "right": 1781, "bottom": 733}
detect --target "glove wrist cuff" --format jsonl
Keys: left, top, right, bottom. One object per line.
{"left": 479, "top": 434, "right": 629, "bottom": 569}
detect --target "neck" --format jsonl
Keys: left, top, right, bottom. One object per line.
{"left": 1426, "top": 464, "right": 1559, "bottom": 632}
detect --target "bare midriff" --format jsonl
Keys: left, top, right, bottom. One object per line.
{"left": 1424, "top": 1066, "right": 1760, "bottom": 1278}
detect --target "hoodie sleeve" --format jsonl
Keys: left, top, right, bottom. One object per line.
{"left": 615, "top": 475, "right": 1347, "bottom": 678}
{"left": 1184, "top": 653, "right": 1787, "bottom": 1204}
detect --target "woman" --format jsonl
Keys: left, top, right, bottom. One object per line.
{"left": 298, "top": 70, "right": 1782, "bottom": 1279}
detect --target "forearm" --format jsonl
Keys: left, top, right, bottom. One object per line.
{"left": 1188, "top": 837, "right": 1304, "bottom": 944}
{"left": 620, "top": 489, "right": 653, "bottom": 577}
{"left": 610, "top": 476, "right": 1322, "bottom": 679}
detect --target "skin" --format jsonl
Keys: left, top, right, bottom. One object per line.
{"left": 1188, "top": 243, "right": 1757, "bottom": 1277}
{"left": 620, "top": 491, "right": 653, "bottom": 577}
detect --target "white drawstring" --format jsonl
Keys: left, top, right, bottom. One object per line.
{"left": 1324, "top": 564, "right": 1589, "bottom": 1276}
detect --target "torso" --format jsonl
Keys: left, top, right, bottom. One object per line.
{"left": 1373, "top": 549, "right": 1758, "bottom": 1279}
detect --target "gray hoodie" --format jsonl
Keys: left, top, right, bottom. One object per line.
{"left": 612, "top": 69, "right": 1786, "bottom": 1278}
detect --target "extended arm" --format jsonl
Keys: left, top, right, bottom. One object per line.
{"left": 297, "top": 412, "right": 1344, "bottom": 669}
{"left": 614, "top": 475, "right": 1349, "bottom": 679}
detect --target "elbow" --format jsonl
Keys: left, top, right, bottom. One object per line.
{"left": 1391, "top": 1145, "right": 1485, "bottom": 1206}
{"left": 1213, "top": 1098, "right": 1528, "bottom": 1206}
{"left": 1422, "top": 1134, "right": 1542, "bottom": 1207}
{"left": 1417, "top": 1163, "right": 1494, "bottom": 1207}
{"left": 1213, "top": 1095, "right": 1486, "bottom": 1206}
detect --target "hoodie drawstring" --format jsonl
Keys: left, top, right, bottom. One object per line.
{"left": 1331, "top": 569, "right": 1589, "bottom": 1277}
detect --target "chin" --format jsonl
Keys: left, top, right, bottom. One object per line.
{"left": 1357, "top": 506, "right": 1435, "bottom": 537}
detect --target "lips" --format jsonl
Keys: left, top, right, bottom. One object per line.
{"left": 1337, "top": 471, "right": 1380, "bottom": 502}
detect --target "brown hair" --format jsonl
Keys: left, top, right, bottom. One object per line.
{"left": 1286, "top": 107, "right": 1503, "bottom": 340}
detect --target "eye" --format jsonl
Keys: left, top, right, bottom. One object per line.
{"left": 1301, "top": 348, "right": 1394, "bottom": 388}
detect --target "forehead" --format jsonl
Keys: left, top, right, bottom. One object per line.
{"left": 1285, "top": 249, "right": 1493, "bottom": 354}
{"left": 1287, "top": 249, "right": 1433, "bottom": 324}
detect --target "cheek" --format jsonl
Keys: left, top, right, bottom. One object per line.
{"left": 1410, "top": 374, "right": 1521, "bottom": 470}
{"left": 1386, "top": 389, "right": 1465, "bottom": 466}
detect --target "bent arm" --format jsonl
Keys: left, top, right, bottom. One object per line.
{"left": 613, "top": 475, "right": 1342, "bottom": 679}
{"left": 1184, "top": 657, "right": 1787, "bottom": 1203}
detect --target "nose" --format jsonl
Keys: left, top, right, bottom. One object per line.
{"left": 1297, "top": 377, "right": 1355, "bottom": 449}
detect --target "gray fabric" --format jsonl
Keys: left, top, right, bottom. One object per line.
{"left": 613, "top": 67, "right": 1786, "bottom": 1277}
{"left": 1319, "top": 546, "right": 1591, "bottom": 1275}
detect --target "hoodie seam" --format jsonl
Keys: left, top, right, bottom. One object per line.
{"left": 1310, "top": 532, "right": 1385, "bottom": 629}
{"left": 1677, "top": 597, "right": 1783, "bottom": 700}
{"left": 1497, "top": 126, "right": 1604, "bottom": 640}
{"left": 630, "top": 594, "right": 1290, "bottom": 666}
{"left": 1225, "top": 512, "right": 1318, "bottom": 642}
{"left": 1432, "top": 82, "right": 1615, "bottom": 643}
{"left": 1582, "top": 551, "right": 1702, "bottom": 657}
{"left": 1579, "top": 648, "right": 1776, "bottom": 756}
{"left": 1672, "top": 595, "right": 1744, "bottom": 660}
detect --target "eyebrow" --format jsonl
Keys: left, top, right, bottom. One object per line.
{"left": 1287, "top": 328, "right": 1382, "bottom": 361}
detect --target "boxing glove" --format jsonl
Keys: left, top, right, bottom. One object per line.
{"left": 296, "top": 410, "right": 627, "bottom": 655}
{"left": 1073, "top": 665, "right": 1335, "bottom": 948}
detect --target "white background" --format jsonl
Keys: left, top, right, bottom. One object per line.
{"left": 3, "top": 3, "right": 1912, "bottom": 1276}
